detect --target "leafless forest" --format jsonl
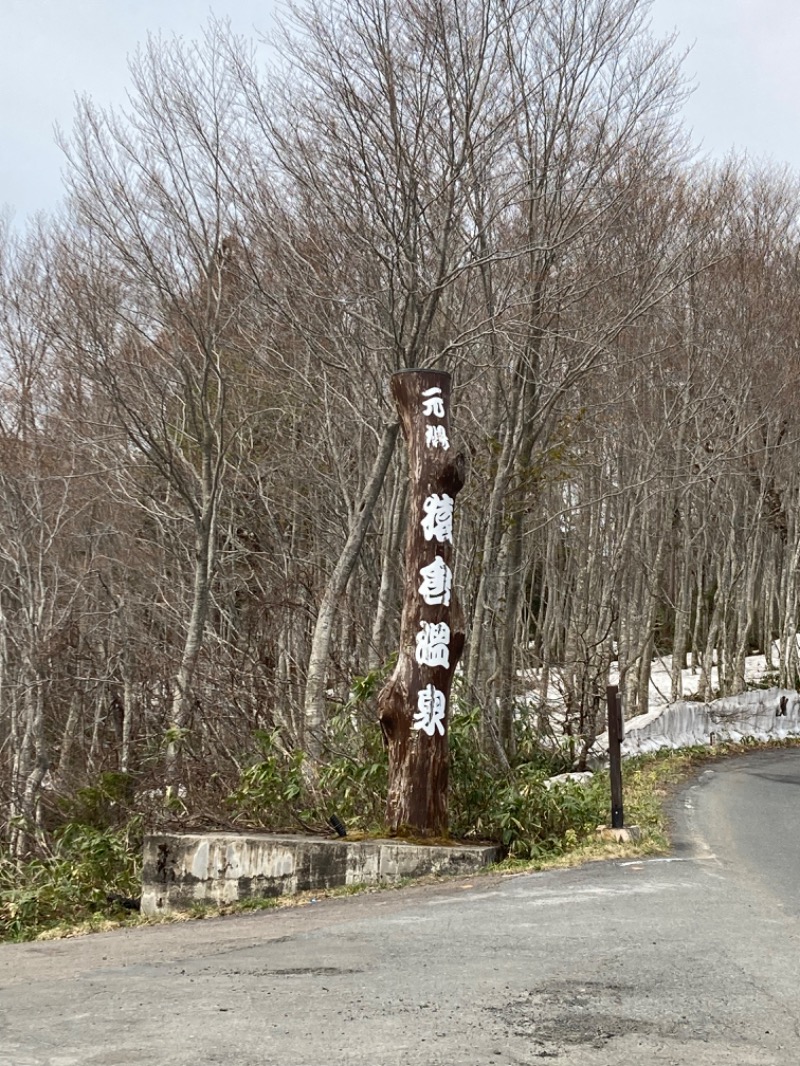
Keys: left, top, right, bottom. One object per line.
{"left": 2, "top": 0, "right": 799, "bottom": 852}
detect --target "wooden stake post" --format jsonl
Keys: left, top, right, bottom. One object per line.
{"left": 378, "top": 370, "right": 466, "bottom": 836}
{"left": 606, "top": 684, "right": 624, "bottom": 829}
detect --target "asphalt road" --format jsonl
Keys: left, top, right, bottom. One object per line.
{"left": 1, "top": 748, "right": 800, "bottom": 1066}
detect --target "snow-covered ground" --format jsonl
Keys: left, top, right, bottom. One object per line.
{"left": 591, "top": 648, "right": 800, "bottom": 759}
{"left": 528, "top": 647, "right": 799, "bottom": 760}
{"left": 532, "top": 650, "right": 776, "bottom": 717}
{"left": 593, "top": 686, "right": 800, "bottom": 759}
{"left": 613, "top": 650, "right": 774, "bottom": 713}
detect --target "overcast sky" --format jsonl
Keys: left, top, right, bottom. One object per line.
{"left": 2, "top": 0, "right": 800, "bottom": 226}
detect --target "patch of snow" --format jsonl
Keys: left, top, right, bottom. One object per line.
{"left": 593, "top": 688, "right": 800, "bottom": 761}
{"left": 544, "top": 771, "right": 594, "bottom": 791}
{"left": 522, "top": 649, "right": 779, "bottom": 718}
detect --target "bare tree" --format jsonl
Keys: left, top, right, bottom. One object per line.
{"left": 57, "top": 24, "right": 265, "bottom": 791}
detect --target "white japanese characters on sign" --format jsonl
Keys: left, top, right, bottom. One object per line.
{"left": 414, "top": 379, "right": 456, "bottom": 740}
{"left": 420, "top": 386, "right": 445, "bottom": 419}
{"left": 419, "top": 555, "right": 452, "bottom": 606}
{"left": 425, "top": 424, "right": 450, "bottom": 450}
{"left": 415, "top": 620, "right": 451, "bottom": 668}
{"left": 413, "top": 684, "right": 447, "bottom": 736}
{"left": 421, "top": 493, "right": 454, "bottom": 543}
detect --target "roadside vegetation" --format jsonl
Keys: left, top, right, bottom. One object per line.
{"left": 4, "top": 704, "right": 797, "bottom": 943}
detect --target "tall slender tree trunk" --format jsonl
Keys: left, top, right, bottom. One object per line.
{"left": 303, "top": 422, "right": 399, "bottom": 757}
{"left": 369, "top": 460, "right": 407, "bottom": 670}
{"left": 165, "top": 521, "right": 215, "bottom": 793}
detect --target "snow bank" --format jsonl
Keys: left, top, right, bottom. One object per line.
{"left": 593, "top": 688, "right": 800, "bottom": 760}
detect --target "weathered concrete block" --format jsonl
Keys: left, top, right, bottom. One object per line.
{"left": 141, "top": 833, "right": 500, "bottom": 915}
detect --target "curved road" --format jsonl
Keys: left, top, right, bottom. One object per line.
{"left": 2, "top": 749, "right": 800, "bottom": 1065}
{"left": 679, "top": 747, "right": 800, "bottom": 919}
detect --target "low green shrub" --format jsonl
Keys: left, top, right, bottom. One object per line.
{"left": 230, "top": 709, "right": 389, "bottom": 834}
{"left": 448, "top": 706, "right": 606, "bottom": 858}
{"left": 0, "top": 817, "right": 142, "bottom": 942}
{"left": 230, "top": 696, "right": 606, "bottom": 860}
{"left": 229, "top": 730, "right": 310, "bottom": 828}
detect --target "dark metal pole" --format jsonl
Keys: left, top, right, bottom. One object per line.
{"left": 606, "top": 685, "right": 624, "bottom": 829}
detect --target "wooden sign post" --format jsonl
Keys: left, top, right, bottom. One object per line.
{"left": 378, "top": 370, "right": 466, "bottom": 836}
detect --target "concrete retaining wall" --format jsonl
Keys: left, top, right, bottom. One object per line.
{"left": 594, "top": 687, "right": 800, "bottom": 759}
{"left": 141, "top": 833, "right": 500, "bottom": 915}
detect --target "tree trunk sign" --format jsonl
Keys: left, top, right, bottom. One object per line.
{"left": 378, "top": 369, "right": 466, "bottom": 836}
